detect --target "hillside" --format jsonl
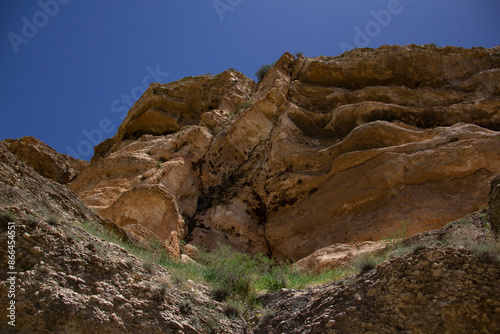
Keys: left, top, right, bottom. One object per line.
{"left": 1, "top": 44, "right": 500, "bottom": 333}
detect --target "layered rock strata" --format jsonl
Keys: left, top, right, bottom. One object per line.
{"left": 69, "top": 45, "right": 500, "bottom": 261}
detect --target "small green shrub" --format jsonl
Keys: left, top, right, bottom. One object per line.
{"left": 151, "top": 285, "right": 167, "bottom": 302}
{"left": 255, "top": 62, "right": 276, "bottom": 81}
{"left": 383, "top": 220, "right": 411, "bottom": 248}
{"left": 235, "top": 100, "right": 253, "bottom": 114}
{"left": 0, "top": 210, "right": 16, "bottom": 224}
{"left": 202, "top": 245, "right": 257, "bottom": 302}
{"left": 259, "top": 266, "right": 287, "bottom": 292}
{"left": 352, "top": 254, "right": 378, "bottom": 274}
{"left": 294, "top": 51, "right": 304, "bottom": 58}
{"left": 469, "top": 242, "right": 499, "bottom": 264}
{"left": 143, "top": 261, "right": 155, "bottom": 274}
{"left": 224, "top": 298, "right": 246, "bottom": 318}
{"left": 46, "top": 214, "right": 60, "bottom": 226}
{"left": 179, "top": 299, "right": 192, "bottom": 314}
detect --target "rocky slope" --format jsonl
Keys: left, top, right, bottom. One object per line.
{"left": 1, "top": 137, "right": 499, "bottom": 333}
{"left": 4, "top": 136, "right": 88, "bottom": 184}
{"left": 0, "top": 141, "right": 246, "bottom": 333}
{"left": 69, "top": 45, "right": 500, "bottom": 261}
{"left": 253, "top": 246, "right": 500, "bottom": 334}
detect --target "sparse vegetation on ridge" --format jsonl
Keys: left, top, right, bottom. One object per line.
{"left": 255, "top": 62, "right": 276, "bottom": 81}
{"left": 75, "top": 220, "right": 353, "bottom": 310}
{"left": 74, "top": 209, "right": 500, "bottom": 313}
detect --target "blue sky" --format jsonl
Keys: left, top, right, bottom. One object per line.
{"left": 1, "top": 0, "right": 499, "bottom": 160}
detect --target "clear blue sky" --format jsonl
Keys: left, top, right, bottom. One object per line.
{"left": 1, "top": 0, "right": 499, "bottom": 160}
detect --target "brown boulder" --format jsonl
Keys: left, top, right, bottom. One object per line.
{"left": 293, "top": 241, "right": 387, "bottom": 273}
{"left": 101, "top": 184, "right": 187, "bottom": 239}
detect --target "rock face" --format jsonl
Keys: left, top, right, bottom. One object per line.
{"left": 4, "top": 136, "right": 88, "bottom": 184}
{"left": 0, "top": 141, "right": 141, "bottom": 246}
{"left": 253, "top": 247, "right": 500, "bottom": 334}
{"left": 0, "top": 141, "right": 97, "bottom": 225}
{"left": 70, "top": 45, "right": 500, "bottom": 261}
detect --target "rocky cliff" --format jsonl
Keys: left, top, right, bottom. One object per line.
{"left": 1, "top": 44, "right": 500, "bottom": 333}
{"left": 69, "top": 45, "right": 500, "bottom": 261}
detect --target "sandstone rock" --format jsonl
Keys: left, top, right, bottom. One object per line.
{"left": 193, "top": 198, "right": 269, "bottom": 255}
{"left": 70, "top": 125, "right": 211, "bottom": 218}
{"left": 265, "top": 122, "right": 500, "bottom": 260}
{"left": 0, "top": 141, "right": 95, "bottom": 224}
{"left": 293, "top": 241, "right": 387, "bottom": 273}
{"left": 101, "top": 184, "right": 187, "bottom": 242}
{"left": 0, "top": 140, "right": 138, "bottom": 245}
{"left": 70, "top": 45, "right": 500, "bottom": 260}
{"left": 92, "top": 70, "right": 255, "bottom": 162}
{"left": 490, "top": 175, "right": 500, "bottom": 237}
{"left": 4, "top": 136, "right": 88, "bottom": 183}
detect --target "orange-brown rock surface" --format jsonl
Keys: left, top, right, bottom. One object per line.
{"left": 69, "top": 45, "right": 500, "bottom": 261}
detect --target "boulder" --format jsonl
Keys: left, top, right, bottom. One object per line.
{"left": 293, "top": 241, "right": 387, "bottom": 273}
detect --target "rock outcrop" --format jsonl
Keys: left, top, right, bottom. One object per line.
{"left": 0, "top": 141, "right": 142, "bottom": 247}
{"left": 253, "top": 247, "right": 500, "bottom": 334}
{"left": 292, "top": 241, "right": 387, "bottom": 273}
{"left": 0, "top": 142, "right": 245, "bottom": 333}
{"left": 69, "top": 45, "right": 500, "bottom": 261}
{"left": 4, "top": 136, "right": 88, "bottom": 184}
{"left": 0, "top": 141, "right": 97, "bottom": 225}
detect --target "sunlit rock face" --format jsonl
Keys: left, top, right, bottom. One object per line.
{"left": 70, "top": 45, "right": 500, "bottom": 261}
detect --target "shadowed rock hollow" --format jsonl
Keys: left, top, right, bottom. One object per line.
{"left": 68, "top": 45, "right": 500, "bottom": 261}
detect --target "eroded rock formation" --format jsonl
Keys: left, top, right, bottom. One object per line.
{"left": 292, "top": 241, "right": 387, "bottom": 273}
{"left": 69, "top": 45, "right": 500, "bottom": 261}
{"left": 4, "top": 136, "right": 88, "bottom": 184}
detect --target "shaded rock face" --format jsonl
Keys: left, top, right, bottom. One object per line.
{"left": 253, "top": 247, "right": 500, "bottom": 334}
{"left": 490, "top": 175, "right": 500, "bottom": 236}
{"left": 71, "top": 45, "right": 500, "bottom": 260}
{"left": 0, "top": 141, "right": 96, "bottom": 224}
{"left": 4, "top": 136, "right": 88, "bottom": 184}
